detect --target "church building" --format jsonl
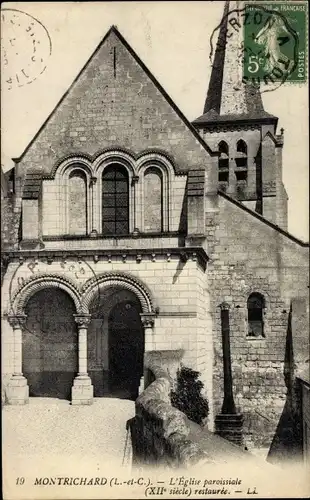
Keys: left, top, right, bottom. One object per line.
{"left": 1, "top": 2, "right": 309, "bottom": 450}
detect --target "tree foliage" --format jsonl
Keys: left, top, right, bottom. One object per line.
{"left": 171, "top": 365, "right": 209, "bottom": 425}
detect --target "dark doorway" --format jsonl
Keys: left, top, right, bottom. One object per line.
{"left": 108, "top": 299, "right": 144, "bottom": 400}
{"left": 23, "top": 288, "right": 78, "bottom": 400}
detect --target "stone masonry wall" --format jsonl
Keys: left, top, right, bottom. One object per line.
{"left": 1, "top": 193, "right": 21, "bottom": 252}
{"left": 206, "top": 194, "right": 309, "bottom": 448}
{"left": 195, "top": 266, "right": 214, "bottom": 429}
{"left": 131, "top": 350, "right": 211, "bottom": 468}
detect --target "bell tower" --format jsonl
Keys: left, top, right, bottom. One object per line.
{"left": 192, "top": 1, "right": 288, "bottom": 230}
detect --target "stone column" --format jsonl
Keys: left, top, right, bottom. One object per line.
{"left": 131, "top": 175, "right": 139, "bottom": 233}
{"left": 89, "top": 176, "right": 98, "bottom": 237}
{"left": 6, "top": 314, "right": 29, "bottom": 405}
{"left": 215, "top": 302, "right": 244, "bottom": 446}
{"left": 140, "top": 313, "right": 156, "bottom": 392}
{"left": 220, "top": 302, "right": 236, "bottom": 415}
{"left": 71, "top": 314, "right": 94, "bottom": 405}
{"left": 228, "top": 157, "right": 236, "bottom": 195}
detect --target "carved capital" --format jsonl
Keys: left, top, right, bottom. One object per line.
{"left": 131, "top": 175, "right": 139, "bottom": 185}
{"left": 180, "top": 251, "right": 188, "bottom": 263}
{"left": 8, "top": 314, "right": 27, "bottom": 328}
{"left": 220, "top": 302, "right": 230, "bottom": 311}
{"left": 140, "top": 313, "right": 155, "bottom": 328}
{"left": 74, "top": 314, "right": 91, "bottom": 328}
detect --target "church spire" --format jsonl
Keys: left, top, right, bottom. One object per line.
{"left": 194, "top": 1, "right": 276, "bottom": 125}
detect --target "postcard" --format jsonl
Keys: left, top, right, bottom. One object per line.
{"left": 1, "top": 1, "right": 309, "bottom": 499}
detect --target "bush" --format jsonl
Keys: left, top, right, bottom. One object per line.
{"left": 170, "top": 365, "right": 209, "bottom": 425}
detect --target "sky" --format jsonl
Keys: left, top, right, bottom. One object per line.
{"left": 1, "top": 1, "right": 309, "bottom": 241}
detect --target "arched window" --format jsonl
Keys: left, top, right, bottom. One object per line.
{"left": 235, "top": 140, "right": 248, "bottom": 182}
{"left": 218, "top": 141, "right": 229, "bottom": 183}
{"left": 68, "top": 170, "right": 87, "bottom": 235}
{"left": 247, "top": 293, "right": 265, "bottom": 337}
{"left": 144, "top": 168, "right": 163, "bottom": 232}
{"left": 102, "top": 164, "right": 129, "bottom": 235}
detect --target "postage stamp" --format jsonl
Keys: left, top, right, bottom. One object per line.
{"left": 1, "top": 8, "right": 52, "bottom": 90}
{"left": 243, "top": 2, "right": 308, "bottom": 85}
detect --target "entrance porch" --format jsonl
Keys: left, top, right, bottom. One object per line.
{"left": 5, "top": 274, "right": 155, "bottom": 405}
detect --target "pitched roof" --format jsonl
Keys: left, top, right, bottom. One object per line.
{"left": 193, "top": 110, "right": 277, "bottom": 126}
{"left": 219, "top": 190, "right": 309, "bottom": 247}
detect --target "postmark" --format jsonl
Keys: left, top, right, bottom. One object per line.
{"left": 1, "top": 8, "right": 52, "bottom": 90}
{"left": 209, "top": 2, "right": 307, "bottom": 93}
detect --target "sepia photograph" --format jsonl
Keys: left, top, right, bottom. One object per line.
{"left": 1, "top": 1, "right": 309, "bottom": 498}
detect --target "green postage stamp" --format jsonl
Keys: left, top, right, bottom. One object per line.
{"left": 243, "top": 2, "right": 307, "bottom": 85}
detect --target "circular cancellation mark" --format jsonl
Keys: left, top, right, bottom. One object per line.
{"left": 209, "top": 2, "right": 307, "bottom": 93}
{"left": 1, "top": 8, "right": 52, "bottom": 90}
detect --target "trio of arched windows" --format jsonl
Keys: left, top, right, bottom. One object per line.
{"left": 67, "top": 163, "right": 164, "bottom": 236}
{"left": 218, "top": 140, "right": 248, "bottom": 184}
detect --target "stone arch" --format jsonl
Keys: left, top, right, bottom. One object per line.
{"left": 241, "top": 285, "right": 271, "bottom": 309}
{"left": 247, "top": 292, "right": 266, "bottom": 338}
{"left": 81, "top": 272, "right": 155, "bottom": 314}
{"left": 136, "top": 152, "right": 176, "bottom": 177}
{"left": 236, "top": 139, "right": 247, "bottom": 154}
{"left": 51, "top": 155, "right": 94, "bottom": 178}
{"left": 92, "top": 150, "right": 137, "bottom": 177}
{"left": 136, "top": 153, "right": 175, "bottom": 233}
{"left": 11, "top": 274, "right": 84, "bottom": 316}
{"left": 93, "top": 152, "right": 137, "bottom": 235}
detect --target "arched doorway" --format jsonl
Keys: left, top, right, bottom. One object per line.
{"left": 87, "top": 287, "right": 144, "bottom": 400}
{"left": 108, "top": 297, "right": 144, "bottom": 399}
{"left": 23, "top": 288, "right": 78, "bottom": 399}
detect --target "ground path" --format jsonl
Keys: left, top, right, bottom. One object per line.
{"left": 3, "top": 397, "right": 135, "bottom": 498}
{"left": 2, "top": 397, "right": 308, "bottom": 499}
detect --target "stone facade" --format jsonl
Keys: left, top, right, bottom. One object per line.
{"left": 205, "top": 194, "right": 309, "bottom": 447}
{"left": 1, "top": 17, "right": 309, "bottom": 454}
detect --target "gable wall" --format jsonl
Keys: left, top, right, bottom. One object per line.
{"left": 16, "top": 31, "right": 213, "bottom": 185}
